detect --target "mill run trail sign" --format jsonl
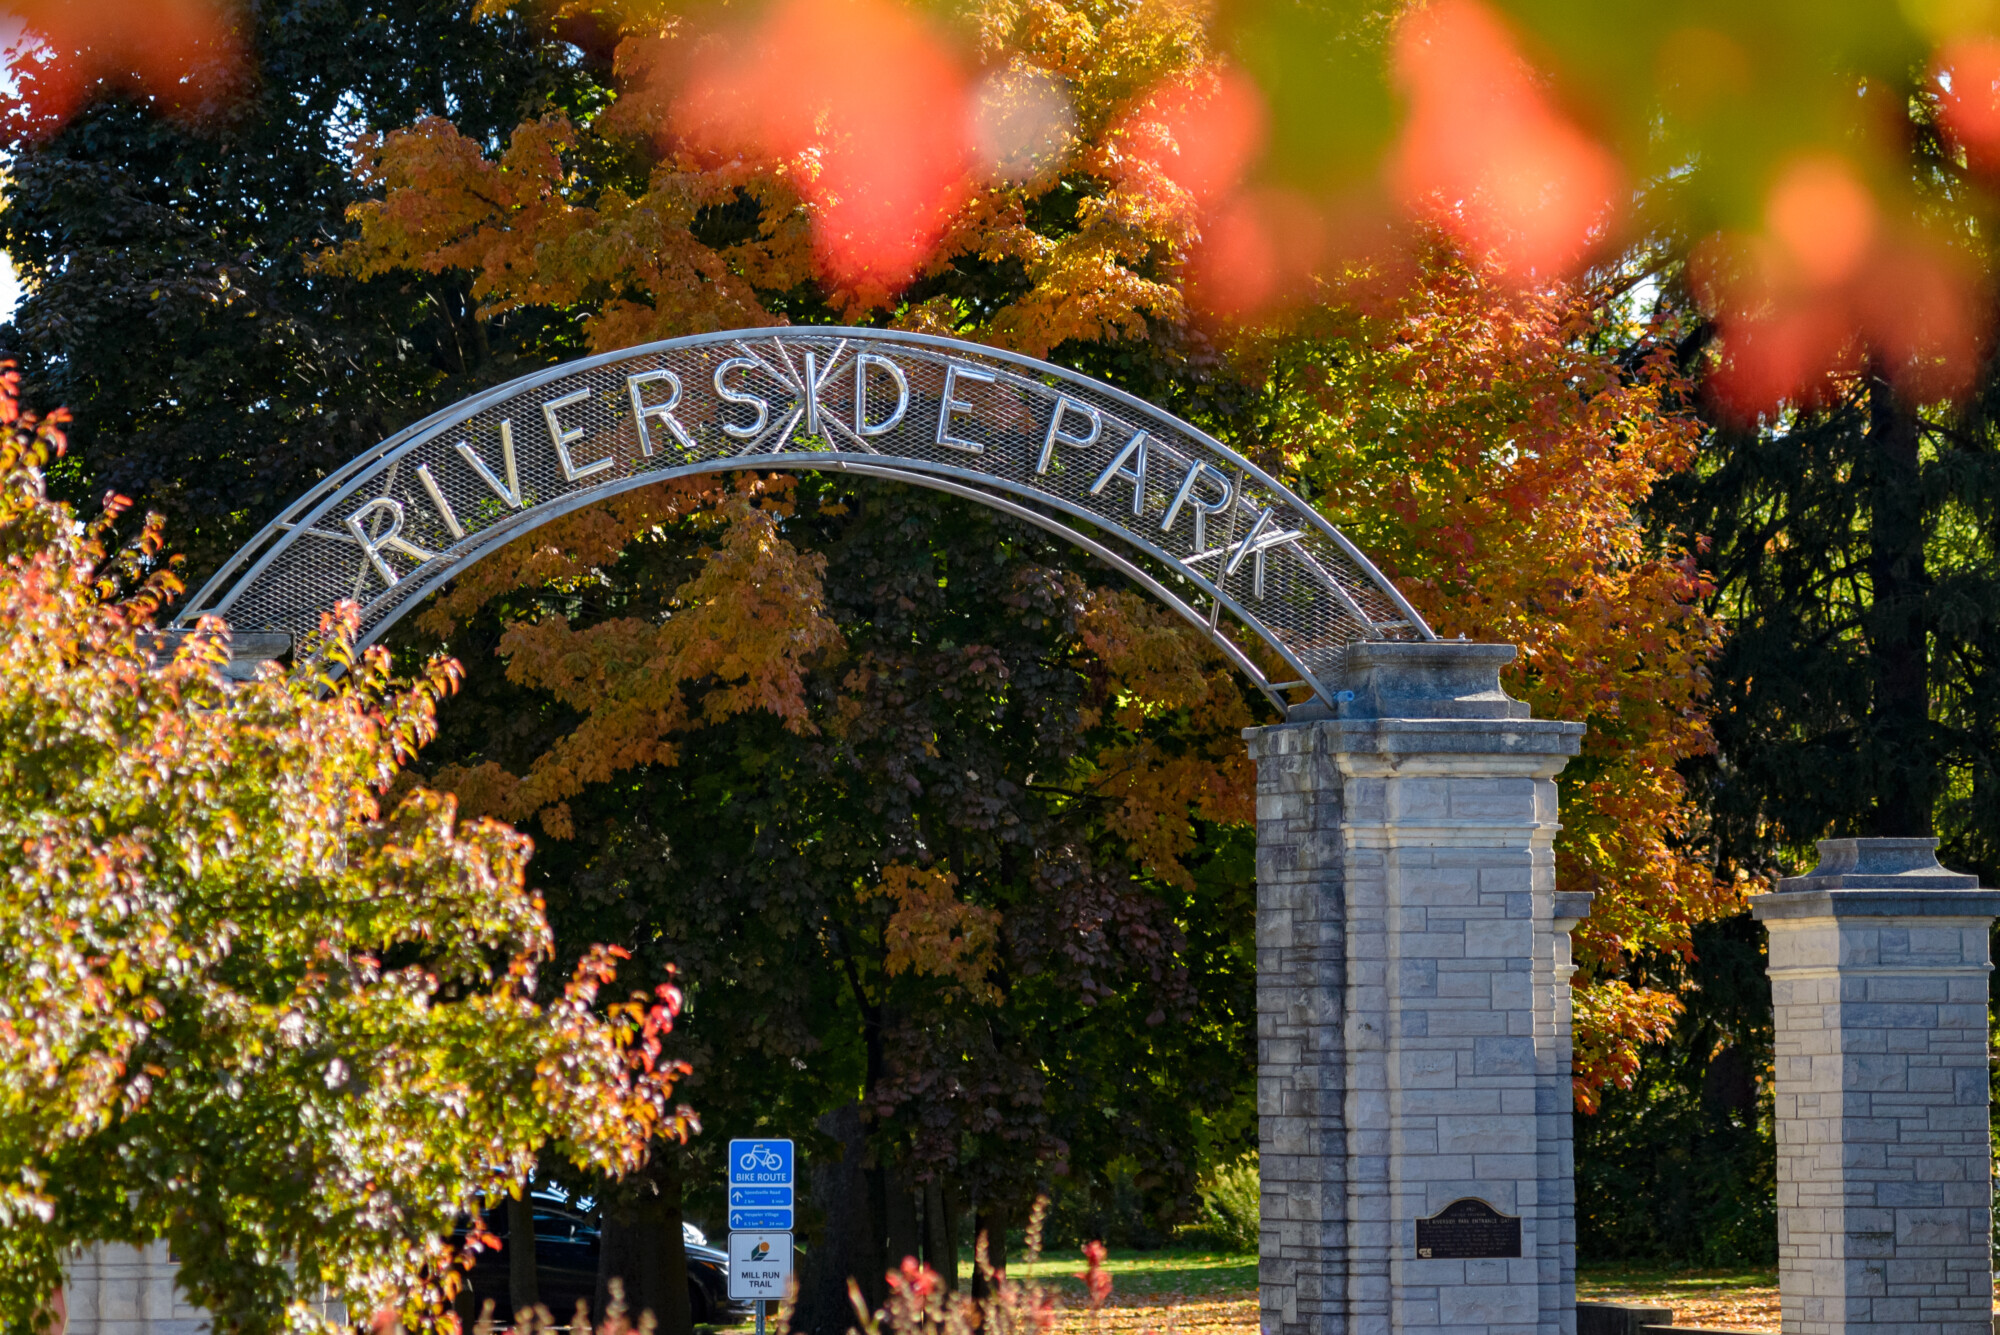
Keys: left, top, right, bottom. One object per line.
{"left": 172, "top": 328, "right": 1600, "bottom": 1335}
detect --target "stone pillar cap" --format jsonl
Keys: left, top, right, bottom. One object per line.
{"left": 1325, "top": 640, "right": 1530, "bottom": 721}
{"left": 1778, "top": 837, "right": 1977, "bottom": 891}
{"left": 1752, "top": 837, "right": 2000, "bottom": 920}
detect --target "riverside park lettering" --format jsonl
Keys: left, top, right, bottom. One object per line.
{"left": 179, "top": 328, "right": 1433, "bottom": 709}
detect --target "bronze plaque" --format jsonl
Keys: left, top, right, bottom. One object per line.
{"left": 1414, "top": 1198, "right": 1521, "bottom": 1259}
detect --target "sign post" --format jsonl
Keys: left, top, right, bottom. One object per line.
{"left": 728, "top": 1140, "right": 795, "bottom": 1335}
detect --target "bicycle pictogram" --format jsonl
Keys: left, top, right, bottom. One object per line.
{"left": 739, "top": 1144, "right": 785, "bottom": 1173}
{"left": 727, "top": 1136, "right": 793, "bottom": 1192}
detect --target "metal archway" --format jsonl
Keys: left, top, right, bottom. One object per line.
{"left": 178, "top": 328, "right": 1434, "bottom": 710}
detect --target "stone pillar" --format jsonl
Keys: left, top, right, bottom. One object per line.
{"left": 1752, "top": 838, "right": 2000, "bottom": 1335}
{"left": 1251, "top": 641, "right": 1586, "bottom": 1335}
{"left": 62, "top": 1242, "right": 210, "bottom": 1335}
{"left": 60, "top": 1244, "right": 348, "bottom": 1335}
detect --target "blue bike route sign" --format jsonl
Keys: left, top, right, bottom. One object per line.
{"left": 728, "top": 1139, "right": 794, "bottom": 1232}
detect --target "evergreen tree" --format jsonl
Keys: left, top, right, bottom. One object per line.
{"left": 0, "top": 0, "right": 604, "bottom": 574}
{"left": 1657, "top": 360, "right": 2000, "bottom": 882}
{"left": 1573, "top": 915, "right": 1775, "bottom": 1265}
{"left": 1579, "top": 81, "right": 2000, "bottom": 1262}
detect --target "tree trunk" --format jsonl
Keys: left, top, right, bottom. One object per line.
{"left": 596, "top": 1154, "right": 694, "bottom": 1335}
{"left": 1864, "top": 362, "right": 1934, "bottom": 836}
{"left": 652, "top": 1154, "right": 696, "bottom": 1335}
{"left": 884, "top": 1162, "right": 921, "bottom": 1278}
{"left": 920, "top": 1178, "right": 958, "bottom": 1292}
{"left": 596, "top": 1204, "right": 646, "bottom": 1326}
{"left": 969, "top": 1204, "right": 1009, "bottom": 1300}
{"left": 857, "top": 1160, "right": 895, "bottom": 1313}
{"left": 852, "top": 1002, "right": 891, "bottom": 1313}
{"left": 506, "top": 1193, "right": 541, "bottom": 1322}
{"left": 790, "top": 1104, "right": 871, "bottom": 1335}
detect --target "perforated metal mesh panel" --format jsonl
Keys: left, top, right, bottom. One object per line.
{"left": 180, "top": 329, "right": 1433, "bottom": 701}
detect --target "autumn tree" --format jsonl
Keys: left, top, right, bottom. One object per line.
{"left": 1558, "top": 57, "right": 2000, "bottom": 1266}
{"left": 4, "top": 0, "right": 1737, "bottom": 1293}
{"left": 1239, "top": 241, "right": 1730, "bottom": 1098}
{"left": 289, "top": 1, "right": 1290, "bottom": 1313}
{"left": 318, "top": 0, "right": 1726, "bottom": 1100}
{"left": 403, "top": 468, "right": 1263, "bottom": 1329}
{"left": 0, "top": 366, "right": 689, "bottom": 1335}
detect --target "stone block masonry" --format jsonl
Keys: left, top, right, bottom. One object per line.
{"left": 61, "top": 1242, "right": 347, "bottom": 1335}
{"left": 1753, "top": 838, "right": 2000, "bottom": 1335}
{"left": 63, "top": 1242, "right": 210, "bottom": 1335}
{"left": 1251, "top": 641, "right": 1585, "bottom": 1335}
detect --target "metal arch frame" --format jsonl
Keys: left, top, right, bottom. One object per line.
{"left": 836, "top": 463, "right": 1292, "bottom": 710}
{"left": 235, "top": 453, "right": 1300, "bottom": 710}
{"left": 203, "top": 450, "right": 1312, "bottom": 709}
{"left": 178, "top": 327, "right": 1436, "bottom": 708}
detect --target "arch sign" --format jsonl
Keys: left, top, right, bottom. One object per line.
{"left": 179, "top": 328, "right": 1433, "bottom": 709}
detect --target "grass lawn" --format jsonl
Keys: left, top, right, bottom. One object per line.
{"left": 708, "top": 1250, "right": 1811, "bottom": 1334}
{"left": 996, "top": 1247, "right": 1256, "bottom": 1301}
{"left": 709, "top": 1247, "right": 1260, "bottom": 1335}
{"left": 1576, "top": 1262, "right": 1779, "bottom": 1331}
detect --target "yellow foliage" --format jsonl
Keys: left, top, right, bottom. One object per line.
{"left": 1246, "top": 238, "right": 1732, "bottom": 1100}
{"left": 1075, "top": 588, "right": 1256, "bottom": 890}
{"left": 432, "top": 480, "right": 843, "bottom": 832}
{"left": 319, "top": 0, "right": 1213, "bottom": 354}
{"left": 859, "top": 863, "right": 1004, "bottom": 1005}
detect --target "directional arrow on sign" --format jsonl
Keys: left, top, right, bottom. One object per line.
{"left": 729, "top": 1208, "right": 794, "bottom": 1231}
{"left": 730, "top": 1187, "right": 792, "bottom": 1207}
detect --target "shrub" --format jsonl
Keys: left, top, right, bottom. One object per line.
{"left": 847, "top": 1198, "right": 1079, "bottom": 1335}
{"left": 1177, "top": 1156, "right": 1258, "bottom": 1252}
{"left": 0, "top": 362, "right": 690, "bottom": 1335}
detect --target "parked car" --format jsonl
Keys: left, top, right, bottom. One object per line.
{"left": 457, "top": 1196, "right": 740, "bottom": 1327}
